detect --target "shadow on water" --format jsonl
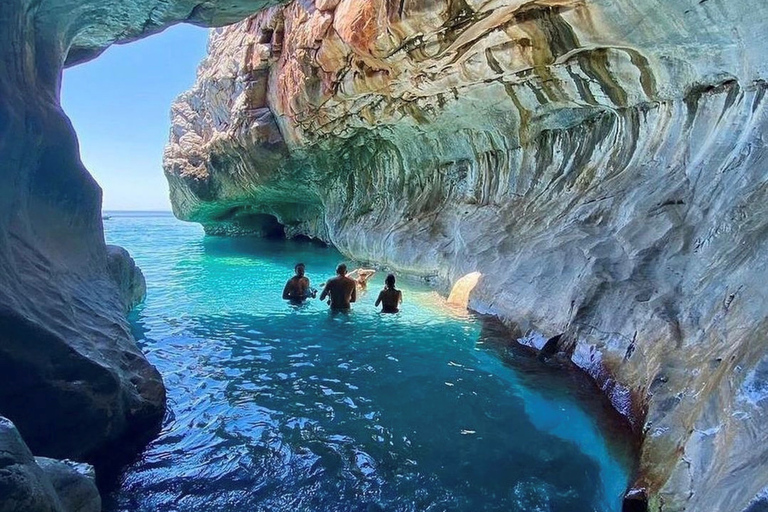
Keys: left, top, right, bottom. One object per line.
{"left": 201, "top": 236, "right": 335, "bottom": 266}
{"left": 107, "top": 306, "right": 631, "bottom": 512}
{"left": 475, "top": 318, "right": 640, "bottom": 470}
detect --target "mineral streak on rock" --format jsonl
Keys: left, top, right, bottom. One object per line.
{"left": 165, "top": 1, "right": 768, "bottom": 510}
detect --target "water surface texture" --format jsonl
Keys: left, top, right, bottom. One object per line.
{"left": 103, "top": 212, "right": 634, "bottom": 512}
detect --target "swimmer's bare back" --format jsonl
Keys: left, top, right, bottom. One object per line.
{"left": 320, "top": 275, "right": 357, "bottom": 310}
{"left": 376, "top": 288, "right": 402, "bottom": 313}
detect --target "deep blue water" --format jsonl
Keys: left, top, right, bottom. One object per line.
{"left": 102, "top": 211, "right": 634, "bottom": 512}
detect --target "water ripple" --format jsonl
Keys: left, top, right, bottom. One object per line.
{"left": 103, "top": 212, "right": 634, "bottom": 512}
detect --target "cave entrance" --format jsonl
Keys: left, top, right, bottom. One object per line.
{"left": 61, "top": 24, "right": 210, "bottom": 214}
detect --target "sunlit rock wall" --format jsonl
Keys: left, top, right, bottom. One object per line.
{"left": 0, "top": 0, "right": 281, "bottom": 475}
{"left": 165, "top": 1, "right": 768, "bottom": 510}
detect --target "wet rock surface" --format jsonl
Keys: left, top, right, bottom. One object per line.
{"left": 0, "top": 417, "right": 63, "bottom": 512}
{"left": 164, "top": 1, "right": 768, "bottom": 510}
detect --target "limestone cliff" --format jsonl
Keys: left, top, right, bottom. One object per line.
{"left": 165, "top": 1, "right": 768, "bottom": 510}
{"left": 0, "top": 0, "right": 281, "bottom": 485}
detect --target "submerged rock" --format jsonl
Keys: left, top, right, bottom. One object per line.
{"left": 164, "top": 1, "right": 768, "bottom": 510}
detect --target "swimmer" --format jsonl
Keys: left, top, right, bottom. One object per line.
{"left": 319, "top": 264, "right": 357, "bottom": 311}
{"left": 282, "top": 263, "right": 316, "bottom": 302}
{"left": 347, "top": 268, "right": 376, "bottom": 290}
{"left": 375, "top": 274, "right": 403, "bottom": 313}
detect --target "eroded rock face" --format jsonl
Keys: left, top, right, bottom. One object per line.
{"left": 165, "top": 1, "right": 768, "bottom": 510}
{"left": 0, "top": 0, "right": 281, "bottom": 475}
{"left": 106, "top": 245, "right": 147, "bottom": 313}
{"left": 0, "top": 416, "right": 99, "bottom": 512}
{"left": 34, "top": 458, "right": 100, "bottom": 512}
{"left": 0, "top": 417, "right": 62, "bottom": 512}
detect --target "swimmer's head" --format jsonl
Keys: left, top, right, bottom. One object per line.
{"left": 336, "top": 264, "right": 347, "bottom": 276}
{"left": 385, "top": 274, "right": 396, "bottom": 288}
{"left": 295, "top": 263, "right": 305, "bottom": 276}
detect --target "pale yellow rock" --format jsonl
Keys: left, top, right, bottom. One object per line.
{"left": 447, "top": 272, "right": 483, "bottom": 308}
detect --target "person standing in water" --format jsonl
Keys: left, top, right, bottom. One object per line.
{"left": 375, "top": 274, "right": 403, "bottom": 313}
{"left": 282, "top": 263, "right": 316, "bottom": 302}
{"left": 319, "top": 264, "right": 357, "bottom": 311}
{"left": 347, "top": 268, "right": 376, "bottom": 290}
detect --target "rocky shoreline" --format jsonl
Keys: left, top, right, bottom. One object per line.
{"left": 0, "top": 417, "right": 101, "bottom": 512}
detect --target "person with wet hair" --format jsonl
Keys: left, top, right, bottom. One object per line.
{"left": 319, "top": 263, "right": 357, "bottom": 311}
{"left": 375, "top": 274, "right": 403, "bottom": 313}
{"left": 282, "top": 262, "right": 316, "bottom": 302}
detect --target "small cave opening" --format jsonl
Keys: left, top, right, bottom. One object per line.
{"left": 622, "top": 490, "right": 649, "bottom": 512}
{"left": 241, "top": 212, "right": 286, "bottom": 239}
{"left": 258, "top": 28, "right": 274, "bottom": 44}
{"left": 447, "top": 271, "right": 482, "bottom": 308}
{"left": 207, "top": 208, "right": 286, "bottom": 238}
{"left": 291, "top": 233, "right": 330, "bottom": 247}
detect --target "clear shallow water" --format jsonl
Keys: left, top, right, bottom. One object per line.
{"left": 103, "top": 212, "right": 634, "bottom": 512}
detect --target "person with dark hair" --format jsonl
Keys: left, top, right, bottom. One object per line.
{"left": 282, "top": 263, "right": 316, "bottom": 302}
{"left": 319, "top": 263, "right": 357, "bottom": 311}
{"left": 375, "top": 274, "right": 403, "bottom": 313}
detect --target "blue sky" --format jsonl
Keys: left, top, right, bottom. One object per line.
{"left": 61, "top": 24, "right": 209, "bottom": 211}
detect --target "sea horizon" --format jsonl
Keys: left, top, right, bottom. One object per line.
{"left": 103, "top": 209, "right": 174, "bottom": 214}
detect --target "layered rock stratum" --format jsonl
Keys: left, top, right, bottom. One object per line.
{"left": 0, "top": 0, "right": 283, "bottom": 507}
{"left": 164, "top": 1, "right": 768, "bottom": 510}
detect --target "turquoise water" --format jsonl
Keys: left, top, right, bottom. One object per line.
{"left": 103, "top": 212, "right": 634, "bottom": 512}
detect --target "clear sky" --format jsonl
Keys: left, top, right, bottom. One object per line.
{"left": 61, "top": 24, "right": 209, "bottom": 211}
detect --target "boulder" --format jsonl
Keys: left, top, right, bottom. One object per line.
{"left": 106, "top": 245, "right": 147, "bottom": 313}
{"left": 34, "top": 458, "right": 100, "bottom": 512}
{"left": 0, "top": 417, "right": 101, "bottom": 512}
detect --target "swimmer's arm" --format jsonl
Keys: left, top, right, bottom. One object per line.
{"left": 319, "top": 283, "right": 329, "bottom": 301}
{"left": 350, "top": 283, "right": 357, "bottom": 303}
{"left": 282, "top": 280, "right": 292, "bottom": 300}
{"left": 375, "top": 291, "right": 383, "bottom": 307}
{"left": 398, "top": 290, "right": 403, "bottom": 304}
